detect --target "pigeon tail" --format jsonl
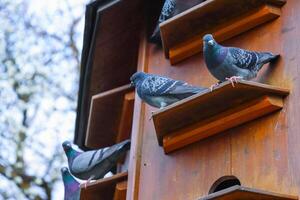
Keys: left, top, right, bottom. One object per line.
{"left": 256, "top": 52, "right": 280, "bottom": 71}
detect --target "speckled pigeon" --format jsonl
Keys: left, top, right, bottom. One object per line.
{"left": 150, "top": 0, "right": 206, "bottom": 44}
{"left": 203, "top": 34, "right": 279, "bottom": 86}
{"left": 130, "top": 72, "right": 206, "bottom": 108}
{"left": 62, "top": 139, "right": 130, "bottom": 180}
{"left": 61, "top": 167, "right": 80, "bottom": 200}
{"left": 150, "top": 0, "right": 176, "bottom": 43}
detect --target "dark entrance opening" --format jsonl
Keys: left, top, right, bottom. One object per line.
{"left": 209, "top": 176, "right": 241, "bottom": 194}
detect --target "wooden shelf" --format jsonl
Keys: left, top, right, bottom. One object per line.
{"left": 152, "top": 80, "right": 289, "bottom": 153}
{"left": 159, "top": 0, "right": 286, "bottom": 65}
{"left": 74, "top": 0, "right": 143, "bottom": 149}
{"left": 113, "top": 181, "right": 127, "bottom": 200}
{"left": 198, "top": 185, "right": 298, "bottom": 200}
{"left": 80, "top": 172, "right": 128, "bottom": 200}
{"left": 85, "top": 84, "right": 134, "bottom": 149}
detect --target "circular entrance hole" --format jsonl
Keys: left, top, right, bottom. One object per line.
{"left": 209, "top": 176, "right": 241, "bottom": 194}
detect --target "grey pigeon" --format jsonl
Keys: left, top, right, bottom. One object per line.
{"left": 130, "top": 72, "right": 206, "bottom": 108}
{"left": 62, "top": 139, "right": 130, "bottom": 180}
{"left": 203, "top": 34, "right": 279, "bottom": 83}
{"left": 61, "top": 167, "right": 80, "bottom": 200}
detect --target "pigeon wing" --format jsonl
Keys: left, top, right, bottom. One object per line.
{"left": 159, "top": 0, "right": 176, "bottom": 22}
{"left": 141, "top": 75, "right": 204, "bottom": 98}
{"left": 228, "top": 47, "right": 258, "bottom": 71}
{"left": 71, "top": 149, "right": 105, "bottom": 174}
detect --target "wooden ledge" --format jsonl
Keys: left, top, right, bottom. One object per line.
{"left": 113, "top": 181, "right": 128, "bottom": 200}
{"left": 85, "top": 84, "right": 134, "bottom": 149}
{"left": 159, "top": 0, "right": 286, "bottom": 65}
{"left": 80, "top": 172, "right": 128, "bottom": 200}
{"left": 198, "top": 185, "right": 298, "bottom": 200}
{"left": 152, "top": 80, "right": 289, "bottom": 153}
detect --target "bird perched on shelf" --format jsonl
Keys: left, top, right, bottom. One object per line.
{"left": 62, "top": 139, "right": 130, "bottom": 181}
{"left": 203, "top": 34, "right": 279, "bottom": 89}
{"left": 150, "top": 0, "right": 176, "bottom": 43}
{"left": 61, "top": 167, "right": 80, "bottom": 200}
{"left": 130, "top": 72, "right": 206, "bottom": 108}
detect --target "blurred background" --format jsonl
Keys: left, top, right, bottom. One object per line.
{"left": 0, "top": 0, "right": 89, "bottom": 199}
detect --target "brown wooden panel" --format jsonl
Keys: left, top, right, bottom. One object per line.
{"left": 85, "top": 84, "right": 133, "bottom": 149}
{"left": 163, "top": 95, "right": 284, "bottom": 153}
{"left": 75, "top": 0, "right": 143, "bottom": 148}
{"left": 169, "top": 4, "right": 281, "bottom": 64}
{"left": 127, "top": 0, "right": 300, "bottom": 199}
{"left": 116, "top": 92, "right": 135, "bottom": 143}
{"left": 113, "top": 181, "right": 127, "bottom": 200}
{"left": 198, "top": 185, "right": 298, "bottom": 200}
{"left": 80, "top": 172, "right": 127, "bottom": 200}
{"left": 131, "top": 40, "right": 232, "bottom": 200}
{"left": 160, "top": 0, "right": 286, "bottom": 62}
{"left": 152, "top": 80, "right": 289, "bottom": 147}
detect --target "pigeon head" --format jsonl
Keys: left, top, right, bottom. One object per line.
{"left": 62, "top": 141, "right": 72, "bottom": 152}
{"left": 203, "top": 34, "right": 216, "bottom": 47}
{"left": 62, "top": 141, "right": 80, "bottom": 163}
{"left": 130, "top": 72, "right": 146, "bottom": 87}
{"left": 61, "top": 167, "right": 70, "bottom": 176}
{"left": 61, "top": 167, "right": 80, "bottom": 192}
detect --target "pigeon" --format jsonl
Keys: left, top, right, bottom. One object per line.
{"left": 62, "top": 139, "right": 130, "bottom": 181}
{"left": 150, "top": 0, "right": 176, "bottom": 43}
{"left": 203, "top": 34, "right": 279, "bottom": 88}
{"left": 130, "top": 72, "right": 206, "bottom": 108}
{"left": 61, "top": 167, "right": 80, "bottom": 200}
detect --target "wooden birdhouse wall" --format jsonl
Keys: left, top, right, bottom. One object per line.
{"left": 127, "top": 0, "right": 300, "bottom": 199}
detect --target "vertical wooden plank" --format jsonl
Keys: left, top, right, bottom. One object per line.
{"left": 116, "top": 91, "right": 135, "bottom": 143}
{"left": 126, "top": 29, "right": 149, "bottom": 200}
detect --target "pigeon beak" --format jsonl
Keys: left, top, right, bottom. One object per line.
{"left": 208, "top": 40, "right": 214, "bottom": 46}
{"left": 130, "top": 81, "right": 134, "bottom": 87}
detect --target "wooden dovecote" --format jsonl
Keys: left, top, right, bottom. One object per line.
{"left": 73, "top": 0, "right": 300, "bottom": 199}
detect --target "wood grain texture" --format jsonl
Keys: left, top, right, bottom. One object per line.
{"left": 159, "top": 0, "right": 286, "bottom": 64}
{"left": 152, "top": 80, "right": 289, "bottom": 148}
{"left": 163, "top": 95, "right": 284, "bottom": 153}
{"left": 198, "top": 185, "right": 298, "bottom": 200}
{"left": 169, "top": 4, "right": 281, "bottom": 64}
{"left": 75, "top": 0, "right": 143, "bottom": 148}
{"left": 127, "top": 0, "right": 300, "bottom": 199}
{"left": 80, "top": 172, "right": 127, "bottom": 200}
{"left": 85, "top": 84, "right": 133, "bottom": 149}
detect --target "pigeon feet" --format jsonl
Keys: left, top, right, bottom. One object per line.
{"left": 226, "top": 76, "right": 243, "bottom": 87}
{"left": 209, "top": 83, "right": 220, "bottom": 91}
{"left": 80, "top": 176, "right": 94, "bottom": 189}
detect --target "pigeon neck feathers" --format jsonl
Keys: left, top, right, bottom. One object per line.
{"left": 205, "top": 43, "right": 228, "bottom": 68}
{"left": 66, "top": 148, "right": 81, "bottom": 166}
{"left": 62, "top": 170, "right": 80, "bottom": 193}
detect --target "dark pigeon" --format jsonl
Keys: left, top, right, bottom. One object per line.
{"left": 203, "top": 34, "right": 279, "bottom": 83}
{"left": 61, "top": 167, "right": 80, "bottom": 200}
{"left": 62, "top": 140, "right": 130, "bottom": 180}
{"left": 150, "top": 0, "right": 206, "bottom": 44}
{"left": 150, "top": 0, "right": 176, "bottom": 43}
{"left": 130, "top": 72, "right": 206, "bottom": 108}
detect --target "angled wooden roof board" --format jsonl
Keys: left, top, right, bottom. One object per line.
{"left": 198, "top": 185, "right": 298, "bottom": 200}
{"left": 74, "top": 0, "right": 143, "bottom": 148}
{"left": 80, "top": 172, "right": 128, "bottom": 200}
{"left": 159, "top": 0, "right": 286, "bottom": 64}
{"left": 85, "top": 84, "right": 134, "bottom": 149}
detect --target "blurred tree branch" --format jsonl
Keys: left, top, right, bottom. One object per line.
{"left": 0, "top": 0, "right": 87, "bottom": 199}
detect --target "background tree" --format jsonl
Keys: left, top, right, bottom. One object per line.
{"left": 0, "top": 0, "right": 87, "bottom": 199}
